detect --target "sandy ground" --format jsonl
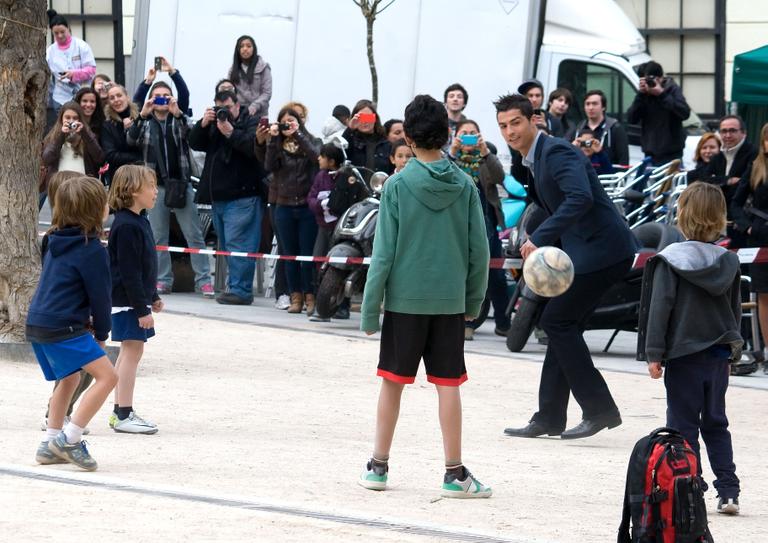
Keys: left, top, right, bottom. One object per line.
{"left": 1, "top": 312, "right": 767, "bottom": 542}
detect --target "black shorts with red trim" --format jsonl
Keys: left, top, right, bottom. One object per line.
{"left": 377, "top": 311, "right": 467, "bottom": 386}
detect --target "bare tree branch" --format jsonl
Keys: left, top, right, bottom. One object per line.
{"left": 375, "top": 0, "right": 397, "bottom": 15}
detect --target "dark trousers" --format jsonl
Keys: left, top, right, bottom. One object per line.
{"left": 487, "top": 221, "right": 510, "bottom": 329}
{"left": 268, "top": 205, "right": 288, "bottom": 298}
{"left": 665, "top": 350, "right": 740, "bottom": 498}
{"left": 532, "top": 257, "right": 632, "bottom": 430}
{"left": 274, "top": 204, "right": 318, "bottom": 294}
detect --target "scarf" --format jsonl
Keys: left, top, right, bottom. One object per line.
{"left": 455, "top": 149, "right": 483, "bottom": 183}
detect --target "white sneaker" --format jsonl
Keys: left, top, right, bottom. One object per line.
{"left": 40, "top": 415, "right": 89, "bottom": 435}
{"left": 113, "top": 412, "right": 158, "bottom": 435}
{"left": 275, "top": 294, "right": 291, "bottom": 310}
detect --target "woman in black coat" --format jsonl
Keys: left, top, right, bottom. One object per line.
{"left": 341, "top": 99, "right": 393, "bottom": 179}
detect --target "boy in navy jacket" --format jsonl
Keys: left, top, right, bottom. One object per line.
{"left": 107, "top": 165, "right": 163, "bottom": 434}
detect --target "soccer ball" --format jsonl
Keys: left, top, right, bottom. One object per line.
{"left": 522, "top": 246, "right": 574, "bottom": 297}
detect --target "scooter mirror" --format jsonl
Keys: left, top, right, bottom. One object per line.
{"left": 369, "top": 171, "right": 388, "bottom": 194}
{"left": 332, "top": 134, "right": 349, "bottom": 150}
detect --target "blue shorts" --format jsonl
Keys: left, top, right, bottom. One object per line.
{"left": 32, "top": 333, "right": 105, "bottom": 382}
{"left": 111, "top": 310, "right": 156, "bottom": 342}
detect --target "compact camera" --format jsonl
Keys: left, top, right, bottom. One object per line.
{"left": 460, "top": 134, "right": 479, "bottom": 145}
{"left": 278, "top": 122, "right": 291, "bottom": 131}
{"left": 153, "top": 96, "right": 170, "bottom": 106}
{"left": 579, "top": 139, "right": 594, "bottom": 148}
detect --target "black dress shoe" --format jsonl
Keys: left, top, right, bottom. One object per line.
{"left": 215, "top": 292, "right": 253, "bottom": 305}
{"left": 560, "top": 413, "right": 622, "bottom": 440}
{"left": 503, "top": 420, "right": 562, "bottom": 438}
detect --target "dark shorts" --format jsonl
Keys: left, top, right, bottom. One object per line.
{"left": 32, "top": 333, "right": 105, "bottom": 382}
{"left": 749, "top": 262, "right": 768, "bottom": 292}
{"left": 378, "top": 311, "right": 467, "bottom": 386}
{"left": 111, "top": 310, "right": 156, "bottom": 342}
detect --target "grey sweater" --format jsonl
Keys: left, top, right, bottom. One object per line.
{"left": 637, "top": 241, "right": 743, "bottom": 362}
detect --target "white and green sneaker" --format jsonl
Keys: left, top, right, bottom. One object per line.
{"left": 441, "top": 467, "right": 492, "bottom": 499}
{"left": 35, "top": 440, "right": 67, "bottom": 465}
{"left": 358, "top": 459, "right": 388, "bottom": 490}
{"left": 108, "top": 412, "right": 117, "bottom": 429}
{"left": 113, "top": 411, "right": 158, "bottom": 434}
{"left": 48, "top": 432, "right": 98, "bottom": 471}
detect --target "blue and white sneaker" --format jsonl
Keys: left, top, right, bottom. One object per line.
{"left": 35, "top": 440, "right": 67, "bottom": 465}
{"left": 358, "top": 459, "right": 388, "bottom": 490}
{"left": 441, "top": 467, "right": 492, "bottom": 498}
{"left": 48, "top": 432, "right": 97, "bottom": 471}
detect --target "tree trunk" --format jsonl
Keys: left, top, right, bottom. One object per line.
{"left": 365, "top": 16, "right": 378, "bottom": 105}
{"left": 0, "top": 0, "right": 48, "bottom": 343}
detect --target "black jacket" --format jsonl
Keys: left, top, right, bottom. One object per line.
{"left": 108, "top": 209, "right": 160, "bottom": 317}
{"left": 527, "top": 134, "right": 638, "bottom": 274}
{"left": 569, "top": 116, "right": 629, "bottom": 166}
{"left": 264, "top": 131, "right": 321, "bottom": 206}
{"left": 189, "top": 106, "right": 265, "bottom": 204}
{"left": 100, "top": 111, "right": 142, "bottom": 182}
{"left": 731, "top": 162, "right": 768, "bottom": 246}
{"left": 342, "top": 128, "right": 393, "bottom": 178}
{"left": 703, "top": 141, "right": 758, "bottom": 205}
{"left": 637, "top": 242, "right": 742, "bottom": 362}
{"left": 627, "top": 79, "right": 691, "bottom": 162}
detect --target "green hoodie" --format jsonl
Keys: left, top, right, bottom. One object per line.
{"left": 360, "top": 157, "right": 490, "bottom": 332}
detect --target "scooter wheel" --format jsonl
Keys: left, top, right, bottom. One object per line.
{"left": 316, "top": 267, "right": 347, "bottom": 319}
{"left": 506, "top": 297, "right": 539, "bottom": 352}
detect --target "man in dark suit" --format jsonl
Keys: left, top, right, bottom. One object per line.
{"left": 496, "top": 94, "right": 638, "bottom": 440}
{"left": 705, "top": 115, "right": 758, "bottom": 207}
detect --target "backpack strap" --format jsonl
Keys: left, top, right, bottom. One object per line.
{"left": 617, "top": 458, "right": 633, "bottom": 543}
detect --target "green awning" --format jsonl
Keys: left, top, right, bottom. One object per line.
{"left": 732, "top": 45, "right": 768, "bottom": 104}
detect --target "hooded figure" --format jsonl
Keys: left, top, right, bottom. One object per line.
{"left": 637, "top": 241, "right": 743, "bottom": 363}
{"left": 360, "top": 157, "right": 489, "bottom": 332}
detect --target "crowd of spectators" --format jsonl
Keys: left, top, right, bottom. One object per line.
{"left": 39, "top": 9, "right": 768, "bottom": 352}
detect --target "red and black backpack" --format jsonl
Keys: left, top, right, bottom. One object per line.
{"left": 617, "top": 427, "right": 714, "bottom": 543}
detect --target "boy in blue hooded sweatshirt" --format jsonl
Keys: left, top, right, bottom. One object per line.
{"left": 27, "top": 176, "right": 118, "bottom": 471}
{"left": 358, "top": 95, "right": 491, "bottom": 497}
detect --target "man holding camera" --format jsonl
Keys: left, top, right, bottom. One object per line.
{"left": 189, "top": 90, "right": 265, "bottom": 305}
{"left": 569, "top": 90, "right": 629, "bottom": 167}
{"left": 127, "top": 82, "right": 214, "bottom": 297}
{"left": 627, "top": 62, "right": 691, "bottom": 166}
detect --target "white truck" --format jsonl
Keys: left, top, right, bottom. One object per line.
{"left": 131, "top": 0, "right": 702, "bottom": 165}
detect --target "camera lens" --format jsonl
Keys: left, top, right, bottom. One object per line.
{"left": 216, "top": 109, "right": 229, "bottom": 121}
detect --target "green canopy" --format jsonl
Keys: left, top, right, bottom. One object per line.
{"left": 732, "top": 45, "right": 768, "bottom": 104}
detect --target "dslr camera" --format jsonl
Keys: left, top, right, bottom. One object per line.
{"left": 213, "top": 106, "right": 230, "bottom": 122}
{"left": 645, "top": 75, "right": 657, "bottom": 89}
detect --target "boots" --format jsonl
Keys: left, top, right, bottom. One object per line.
{"left": 304, "top": 293, "right": 316, "bottom": 316}
{"left": 287, "top": 292, "right": 304, "bottom": 313}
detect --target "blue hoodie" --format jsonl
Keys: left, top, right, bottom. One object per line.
{"left": 26, "top": 228, "right": 111, "bottom": 342}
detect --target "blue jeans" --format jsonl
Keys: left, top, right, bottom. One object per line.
{"left": 274, "top": 205, "right": 317, "bottom": 294}
{"left": 148, "top": 184, "right": 211, "bottom": 289}
{"left": 212, "top": 196, "right": 262, "bottom": 300}
{"left": 665, "top": 349, "right": 740, "bottom": 498}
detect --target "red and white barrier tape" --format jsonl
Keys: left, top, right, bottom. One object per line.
{"left": 38, "top": 232, "right": 768, "bottom": 269}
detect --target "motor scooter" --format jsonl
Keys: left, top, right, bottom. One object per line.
{"left": 314, "top": 136, "right": 388, "bottom": 319}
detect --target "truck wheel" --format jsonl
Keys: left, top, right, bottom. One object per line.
{"left": 316, "top": 267, "right": 347, "bottom": 319}
{"left": 506, "top": 297, "right": 540, "bottom": 352}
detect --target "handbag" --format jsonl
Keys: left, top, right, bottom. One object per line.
{"left": 164, "top": 177, "right": 188, "bottom": 208}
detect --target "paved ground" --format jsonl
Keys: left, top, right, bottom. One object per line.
{"left": 2, "top": 292, "right": 767, "bottom": 542}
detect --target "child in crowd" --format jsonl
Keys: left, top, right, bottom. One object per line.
{"left": 638, "top": 182, "right": 742, "bottom": 515}
{"left": 389, "top": 139, "right": 413, "bottom": 173}
{"left": 573, "top": 129, "right": 613, "bottom": 175}
{"left": 383, "top": 119, "right": 405, "bottom": 144}
{"left": 107, "top": 165, "right": 163, "bottom": 434}
{"left": 322, "top": 104, "right": 350, "bottom": 144}
{"left": 39, "top": 171, "right": 95, "bottom": 433}
{"left": 307, "top": 144, "right": 345, "bottom": 321}
{"left": 358, "top": 95, "right": 492, "bottom": 497}
{"left": 28, "top": 176, "right": 117, "bottom": 471}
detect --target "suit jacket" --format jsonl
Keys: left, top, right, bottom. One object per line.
{"left": 703, "top": 140, "right": 758, "bottom": 205}
{"left": 527, "top": 135, "right": 638, "bottom": 274}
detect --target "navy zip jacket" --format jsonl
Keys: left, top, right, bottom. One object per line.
{"left": 26, "top": 228, "right": 111, "bottom": 342}
{"left": 108, "top": 208, "right": 159, "bottom": 316}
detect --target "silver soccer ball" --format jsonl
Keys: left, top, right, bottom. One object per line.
{"left": 522, "top": 246, "right": 574, "bottom": 298}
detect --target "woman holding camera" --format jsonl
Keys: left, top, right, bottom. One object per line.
{"left": 100, "top": 84, "right": 142, "bottom": 184}
{"left": 264, "top": 107, "right": 321, "bottom": 314}
{"left": 40, "top": 102, "right": 105, "bottom": 207}
{"left": 448, "top": 120, "right": 510, "bottom": 340}
{"left": 228, "top": 36, "right": 272, "bottom": 119}
{"left": 342, "top": 100, "right": 394, "bottom": 179}
{"left": 74, "top": 87, "right": 106, "bottom": 139}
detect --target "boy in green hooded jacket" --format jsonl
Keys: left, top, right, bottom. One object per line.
{"left": 358, "top": 95, "right": 491, "bottom": 498}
